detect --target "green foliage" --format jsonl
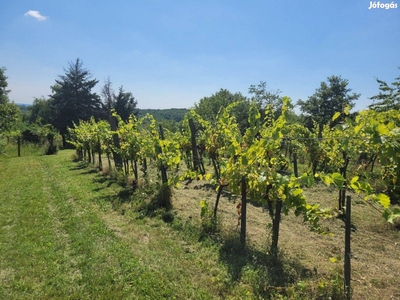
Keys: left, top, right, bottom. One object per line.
{"left": 289, "top": 271, "right": 344, "bottom": 299}
{"left": 0, "top": 67, "right": 22, "bottom": 136}
{"left": 28, "top": 97, "right": 55, "bottom": 125}
{"left": 28, "top": 122, "right": 62, "bottom": 155}
{"left": 138, "top": 108, "right": 188, "bottom": 123}
{"left": 199, "top": 200, "right": 217, "bottom": 234}
{"left": 369, "top": 67, "right": 400, "bottom": 112}
{"left": 248, "top": 81, "right": 284, "bottom": 121}
{"left": 0, "top": 102, "right": 21, "bottom": 134}
{"left": 50, "top": 59, "right": 102, "bottom": 139}
{"left": 0, "top": 66, "right": 11, "bottom": 105}
{"left": 297, "top": 75, "right": 360, "bottom": 133}
{"left": 69, "top": 93, "right": 400, "bottom": 230}
{"left": 68, "top": 111, "right": 182, "bottom": 189}
{"left": 354, "top": 109, "right": 400, "bottom": 205}
{"left": 100, "top": 78, "right": 138, "bottom": 122}
{"left": 193, "top": 88, "right": 250, "bottom": 133}
{"left": 114, "top": 86, "right": 138, "bottom": 121}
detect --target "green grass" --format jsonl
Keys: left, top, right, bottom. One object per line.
{"left": 0, "top": 150, "right": 219, "bottom": 299}
{"left": 1, "top": 139, "right": 44, "bottom": 157}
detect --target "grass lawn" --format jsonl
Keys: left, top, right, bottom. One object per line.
{"left": 0, "top": 150, "right": 220, "bottom": 299}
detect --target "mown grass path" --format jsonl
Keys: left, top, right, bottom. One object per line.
{"left": 0, "top": 150, "right": 220, "bottom": 300}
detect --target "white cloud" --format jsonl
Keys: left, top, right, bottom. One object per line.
{"left": 24, "top": 10, "right": 48, "bottom": 21}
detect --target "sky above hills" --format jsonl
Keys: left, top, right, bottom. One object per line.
{"left": 0, "top": 0, "right": 399, "bottom": 110}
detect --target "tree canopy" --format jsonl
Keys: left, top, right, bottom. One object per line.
{"left": 248, "top": 81, "right": 283, "bottom": 119}
{"left": 100, "top": 78, "right": 138, "bottom": 122}
{"left": 50, "top": 59, "right": 102, "bottom": 140}
{"left": 193, "top": 89, "right": 250, "bottom": 133}
{"left": 369, "top": 68, "right": 400, "bottom": 112}
{"left": 0, "top": 67, "right": 11, "bottom": 105}
{"left": 297, "top": 75, "right": 360, "bottom": 133}
{"left": 28, "top": 97, "right": 55, "bottom": 125}
{"left": 0, "top": 67, "right": 21, "bottom": 135}
{"left": 0, "top": 102, "right": 20, "bottom": 134}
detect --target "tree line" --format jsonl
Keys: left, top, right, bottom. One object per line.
{"left": 0, "top": 59, "right": 399, "bottom": 150}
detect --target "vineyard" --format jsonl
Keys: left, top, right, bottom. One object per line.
{"left": 68, "top": 97, "right": 400, "bottom": 223}
{"left": 65, "top": 97, "right": 400, "bottom": 298}
{"left": 2, "top": 97, "right": 400, "bottom": 299}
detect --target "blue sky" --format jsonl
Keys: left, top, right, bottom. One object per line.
{"left": 0, "top": 0, "right": 399, "bottom": 111}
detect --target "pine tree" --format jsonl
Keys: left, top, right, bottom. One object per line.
{"left": 50, "top": 59, "right": 101, "bottom": 145}
{"left": 369, "top": 68, "right": 400, "bottom": 112}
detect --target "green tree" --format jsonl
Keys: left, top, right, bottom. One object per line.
{"left": 0, "top": 103, "right": 20, "bottom": 134}
{"left": 50, "top": 59, "right": 102, "bottom": 145}
{"left": 28, "top": 97, "right": 55, "bottom": 125}
{"left": 297, "top": 75, "right": 360, "bottom": 134}
{"left": 0, "top": 67, "right": 21, "bottom": 135}
{"left": 248, "top": 81, "right": 300, "bottom": 125}
{"left": 113, "top": 86, "right": 138, "bottom": 122}
{"left": 100, "top": 78, "right": 138, "bottom": 122}
{"left": 101, "top": 77, "right": 114, "bottom": 117}
{"left": 248, "top": 81, "right": 283, "bottom": 119}
{"left": 369, "top": 68, "right": 400, "bottom": 112}
{"left": 193, "top": 89, "right": 250, "bottom": 133}
{"left": 0, "top": 67, "right": 11, "bottom": 105}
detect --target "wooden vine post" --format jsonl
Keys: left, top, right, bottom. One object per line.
{"left": 271, "top": 199, "right": 283, "bottom": 256}
{"left": 240, "top": 176, "right": 247, "bottom": 246}
{"left": 188, "top": 118, "right": 203, "bottom": 173}
{"left": 339, "top": 151, "right": 350, "bottom": 212}
{"left": 344, "top": 195, "right": 352, "bottom": 299}
{"left": 213, "top": 182, "right": 229, "bottom": 220}
{"left": 97, "top": 136, "right": 102, "bottom": 171}
{"left": 293, "top": 152, "right": 298, "bottom": 177}
{"left": 110, "top": 115, "right": 123, "bottom": 171}
{"left": 158, "top": 124, "right": 168, "bottom": 184}
{"left": 17, "top": 136, "right": 21, "bottom": 157}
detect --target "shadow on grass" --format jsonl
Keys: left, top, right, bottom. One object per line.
{"left": 69, "top": 162, "right": 88, "bottom": 171}
{"left": 169, "top": 220, "right": 317, "bottom": 298}
{"left": 131, "top": 184, "right": 175, "bottom": 223}
{"left": 193, "top": 183, "right": 237, "bottom": 202}
{"left": 92, "top": 175, "right": 119, "bottom": 188}
{"left": 217, "top": 232, "right": 314, "bottom": 298}
{"left": 80, "top": 169, "right": 99, "bottom": 175}
{"left": 95, "top": 189, "right": 134, "bottom": 213}
{"left": 70, "top": 161, "right": 100, "bottom": 175}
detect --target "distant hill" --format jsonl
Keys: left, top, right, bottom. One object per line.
{"left": 17, "top": 103, "right": 31, "bottom": 114}
{"left": 137, "top": 108, "right": 189, "bottom": 123}
{"left": 16, "top": 104, "right": 189, "bottom": 124}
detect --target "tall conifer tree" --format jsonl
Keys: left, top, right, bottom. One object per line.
{"left": 50, "top": 59, "right": 101, "bottom": 145}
